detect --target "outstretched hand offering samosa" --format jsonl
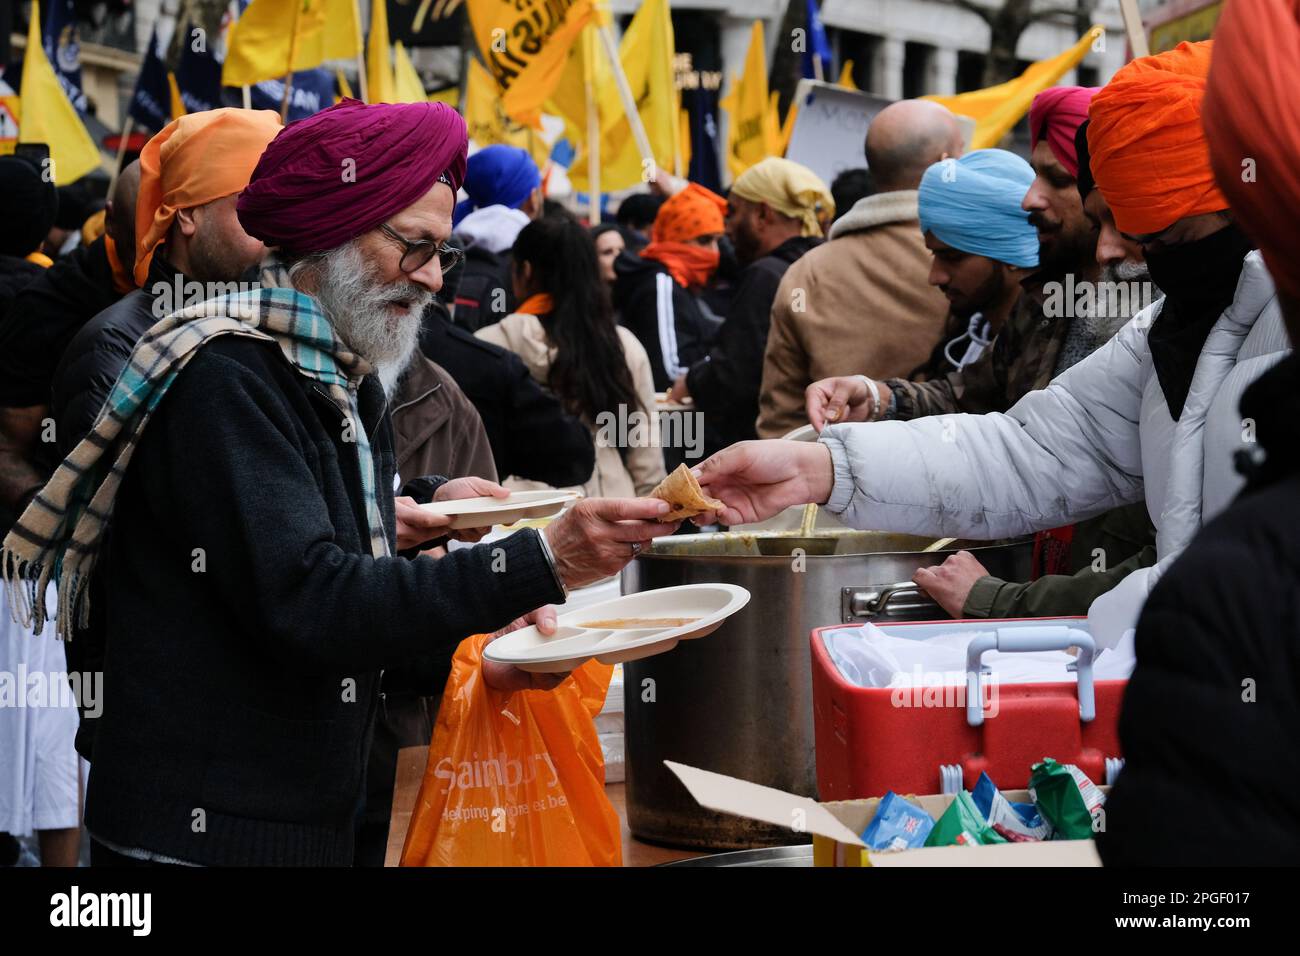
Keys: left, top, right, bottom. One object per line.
{"left": 649, "top": 463, "right": 726, "bottom": 521}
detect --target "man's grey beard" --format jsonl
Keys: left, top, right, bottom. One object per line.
{"left": 308, "top": 240, "right": 431, "bottom": 389}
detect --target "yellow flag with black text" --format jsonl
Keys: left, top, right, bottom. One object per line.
{"left": 223, "top": 0, "right": 363, "bottom": 87}
{"left": 464, "top": 57, "right": 551, "bottom": 168}
{"left": 18, "top": 1, "right": 101, "bottom": 184}
{"left": 468, "top": 0, "right": 596, "bottom": 127}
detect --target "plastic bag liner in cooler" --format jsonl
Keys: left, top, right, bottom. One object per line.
{"left": 810, "top": 618, "right": 1130, "bottom": 801}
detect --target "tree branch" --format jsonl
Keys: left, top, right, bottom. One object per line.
{"left": 951, "top": 0, "right": 995, "bottom": 26}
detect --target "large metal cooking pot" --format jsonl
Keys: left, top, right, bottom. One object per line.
{"left": 621, "top": 528, "right": 1033, "bottom": 850}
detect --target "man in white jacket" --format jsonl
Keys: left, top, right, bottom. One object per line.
{"left": 691, "top": 42, "right": 1291, "bottom": 646}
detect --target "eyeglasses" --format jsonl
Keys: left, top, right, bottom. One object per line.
{"left": 379, "top": 223, "right": 465, "bottom": 275}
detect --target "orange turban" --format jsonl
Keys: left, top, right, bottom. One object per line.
{"left": 1204, "top": 0, "right": 1300, "bottom": 299}
{"left": 650, "top": 183, "right": 726, "bottom": 244}
{"left": 135, "top": 108, "right": 282, "bottom": 286}
{"left": 1088, "top": 41, "right": 1227, "bottom": 236}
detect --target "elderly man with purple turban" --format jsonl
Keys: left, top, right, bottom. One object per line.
{"left": 2, "top": 100, "right": 676, "bottom": 867}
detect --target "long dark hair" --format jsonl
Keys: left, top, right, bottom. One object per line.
{"left": 512, "top": 216, "right": 641, "bottom": 430}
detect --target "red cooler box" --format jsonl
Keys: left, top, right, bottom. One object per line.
{"left": 811, "top": 618, "right": 1126, "bottom": 800}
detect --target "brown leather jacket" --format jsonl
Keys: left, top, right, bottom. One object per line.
{"left": 390, "top": 355, "right": 498, "bottom": 485}
{"left": 756, "top": 190, "right": 950, "bottom": 438}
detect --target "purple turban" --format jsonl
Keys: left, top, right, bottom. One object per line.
{"left": 236, "top": 98, "right": 468, "bottom": 254}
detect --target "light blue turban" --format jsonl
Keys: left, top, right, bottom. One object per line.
{"left": 918, "top": 149, "right": 1038, "bottom": 269}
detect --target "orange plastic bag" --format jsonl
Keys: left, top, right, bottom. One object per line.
{"left": 399, "top": 633, "right": 622, "bottom": 866}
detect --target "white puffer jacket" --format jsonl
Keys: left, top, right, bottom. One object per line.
{"left": 821, "top": 251, "right": 1291, "bottom": 639}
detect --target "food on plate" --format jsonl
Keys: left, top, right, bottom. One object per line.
{"left": 580, "top": 617, "right": 700, "bottom": 629}
{"left": 648, "top": 463, "right": 725, "bottom": 521}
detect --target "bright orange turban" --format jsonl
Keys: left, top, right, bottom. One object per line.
{"left": 1088, "top": 41, "right": 1227, "bottom": 236}
{"left": 134, "top": 108, "right": 282, "bottom": 286}
{"left": 650, "top": 183, "right": 726, "bottom": 244}
{"left": 1204, "top": 0, "right": 1300, "bottom": 299}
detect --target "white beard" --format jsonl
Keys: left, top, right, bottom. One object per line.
{"left": 309, "top": 240, "right": 431, "bottom": 377}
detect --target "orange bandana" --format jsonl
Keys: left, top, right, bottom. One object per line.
{"left": 1204, "top": 0, "right": 1300, "bottom": 299}
{"left": 1088, "top": 41, "right": 1227, "bottom": 235}
{"left": 640, "top": 241, "right": 720, "bottom": 290}
{"left": 135, "top": 108, "right": 282, "bottom": 286}
{"left": 650, "top": 182, "right": 726, "bottom": 244}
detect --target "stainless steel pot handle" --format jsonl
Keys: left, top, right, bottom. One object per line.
{"left": 841, "top": 583, "right": 942, "bottom": 622}
{"left": 965, "top": 626, "right": 1097, "bottom": 727}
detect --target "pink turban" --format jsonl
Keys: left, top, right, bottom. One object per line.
{"left": 237, "top": 98, "right": 468, "bottom": 255}
{"left": 1029, "top": 86, "right": 1099, "bottom": 179}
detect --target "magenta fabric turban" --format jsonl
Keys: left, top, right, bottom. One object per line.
{"left": 237, "top": 98, "right": 468, "bottom": 254}
{"left": 1028, "top": 86, "right": 1099, "bottom": 179}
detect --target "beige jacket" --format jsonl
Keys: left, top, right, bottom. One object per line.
{"left": 476, "top": 313, "right": 666, "bottom": 498}
{"left": 756, "top": 190, "right": 951, "bottom": 438}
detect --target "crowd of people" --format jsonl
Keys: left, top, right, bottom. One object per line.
{"left": 0, "top": 0, "right": 1296, "bottom": 867}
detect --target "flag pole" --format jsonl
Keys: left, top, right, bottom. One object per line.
{"left": 584, "top": 29, "right": 601, "bottom": 225}
{"left": 354, "top": 0, "right": 369, "bottom": 101}
{"left": 595, "top": 23, "right": 656, "bottom": 180}
{"left": 281, "top": 1, "right": 304, "bottom": 121}
{"left": 241, "top": 85, "right": 252, "bottom": 109}
{"left": 107, "top": 115, "right": 133, "bottom": 193}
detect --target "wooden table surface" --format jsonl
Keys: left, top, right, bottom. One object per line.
{"left": 385, "top": 745, "right": 707, "bottom": 867}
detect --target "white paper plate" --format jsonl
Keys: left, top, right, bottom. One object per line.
{"left": 419, "top": 490, "right": 579, "bottom": 530}
{"left": 483, "top": 584, "right": 751, "bottom": 673}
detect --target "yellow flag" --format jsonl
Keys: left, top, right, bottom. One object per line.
{"left": 838, "top": 60, "right": 857, "bottom": 90}
{"left": 18, "top": 1, "right": 100, "bottom": 184}
{"left": 392, "top": 41, "right": 426, "bottom": 102}
{"left": 367, "top": 0, "right": 396, "bottom": 103}
{"left": 223, "top": 0, "right": 363, "bottom": 87}
{"left": 720, "top": 20, "right": 776, "bottom": 179}
{"left": 562, "top": 0, "right": 680, "bottom": 192}
{"left": 774, "top": 93, "right": 797, "bottom": 157}
{"left": 468, "top": 0, "right": 595, "bottom": 127}
{"left": 924, "top": 27, "right": 1104, "bottom": 149}
{"left": 464, "top": 58, "right": 551, "bottom": 169}
{"left": 336, "top": 69, "right": 354, "bottom": 102}
{"left": 428, "top": 86, "right": 459, "bottom": 107}
{"left": 167, "top": 73, "right": 186, "bottom": 119}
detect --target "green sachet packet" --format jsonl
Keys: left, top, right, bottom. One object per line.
{"left": 923, "top": 790, "right": 1008, "bottom": 847}
{"left": 1029, "top": 758, "right": 1105, "bottom": 840}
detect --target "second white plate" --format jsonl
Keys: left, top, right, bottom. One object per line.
{"left": 483, "top": 584, "right": 751, "bottom": 673}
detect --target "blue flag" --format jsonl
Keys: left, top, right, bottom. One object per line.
{"left": 802, "top": 0, "right": 832, "bottom": 80}
{"left": 127, "top": 26, "right": 171, "bottom": 132}
{"left": 43, "top": 0, "right": 89, "bottom": 113}
{"left": 235, "top": 69, "right": 335, "bottom": 122}
{"left": 174, "top": 22, "right": 223, "bottom": 114}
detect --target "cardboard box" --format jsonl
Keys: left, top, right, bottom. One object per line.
{"left": 665, "top": 761, "right": 1102, "bottom": 867}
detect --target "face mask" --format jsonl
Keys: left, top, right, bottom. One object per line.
{"left": 1142, "top": 223, "right": 1252, "bottom": 302}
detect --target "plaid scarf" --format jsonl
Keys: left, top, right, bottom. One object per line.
{"left": 2, "top": 263, "right": 390, "bottom": 641}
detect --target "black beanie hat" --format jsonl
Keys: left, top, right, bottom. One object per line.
{"left": 0, "top": 154, "right": 59, "bottom": 257}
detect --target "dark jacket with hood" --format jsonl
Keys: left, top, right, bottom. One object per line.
{"left": 83, "top": 331, "right": 564, "bottom": 866}
{"left": 418, "top": 305, "right": 595, "bottom": 489}
{"left": 1097, "top": 350, "right": 1300, "bottom": 865}
{"left": 0, "top": 255, "right": 45, "bottom": 323}
{"left": 686, "top": 235, "right": 819, "bottom": 456}
{"left": 613, "top": 250, "right": 722, "bottom": 393}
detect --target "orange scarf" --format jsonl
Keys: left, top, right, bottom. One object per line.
{"left": 640, "top": 242, "right": 720, "bottom": 290}
{"left": 24, "top": 251, "right": 53, "bottom": 268}
{"left": 515, "top": 293, "right": 554, "bottom": 315}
